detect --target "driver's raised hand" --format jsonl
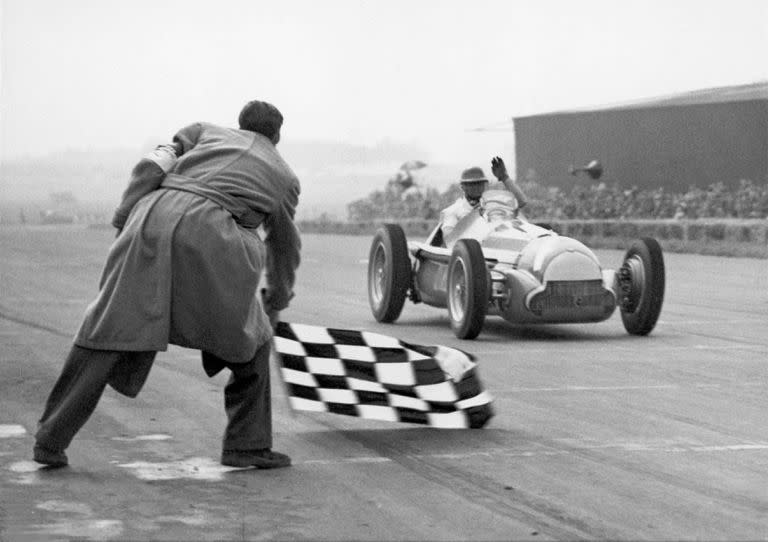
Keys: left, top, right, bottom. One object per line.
{"left": 491, "top": 156, "right": 509, "bottom": 181}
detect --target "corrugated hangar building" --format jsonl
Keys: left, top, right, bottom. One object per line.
{"left": 513, "top": 81, "right": 768, "bottom": 191}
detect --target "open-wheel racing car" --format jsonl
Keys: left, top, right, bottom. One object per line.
{"left": 367, "top": 190, "right": 665, "bottom": 339}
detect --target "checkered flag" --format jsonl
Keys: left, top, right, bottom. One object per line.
{"left": 274, "top": 322, "right": 494, "bottom": 428}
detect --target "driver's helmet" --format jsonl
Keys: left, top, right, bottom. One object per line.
{"left": 459, "top": 167, "right": 489, "bottom": 205}
{"left": 481, "top": 190, "right": 518, "bottom": 221}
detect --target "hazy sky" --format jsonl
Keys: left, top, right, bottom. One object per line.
{"left": 1, "top": 0, "right": 767, "bottom": 164}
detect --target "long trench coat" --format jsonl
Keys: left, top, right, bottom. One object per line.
{"left": 74, "top": 122, "right": 301, "bottom": 394}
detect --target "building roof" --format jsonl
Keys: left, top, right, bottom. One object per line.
{"left": 515, "top": 80, "right": 768, "bottom": 120}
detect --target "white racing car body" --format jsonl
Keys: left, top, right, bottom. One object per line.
{"left": 368, "top": 190, "right": 665, "bottom": 339}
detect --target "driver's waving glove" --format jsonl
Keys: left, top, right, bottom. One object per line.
{"left": 491, "top": 156, "right": 528, "bottom": 209}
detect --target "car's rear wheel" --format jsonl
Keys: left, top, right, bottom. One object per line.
{"left": 618, "top": 237, "right": 665, "bottom": 335}
{"left": 368, "top": 224, "right": 411, "bottom": 323}
{"left": 447, "top": 239, "right": 489, "bottom": 339}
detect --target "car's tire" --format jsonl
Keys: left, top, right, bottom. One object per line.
{"left": 367, "top": 224, "right": 411, "bottom": 323}
{"left": 447, "top": 239, "right": 489, "bottom": 339}
{"left": 618, "top": 237, "right": 665, "bottom": 336}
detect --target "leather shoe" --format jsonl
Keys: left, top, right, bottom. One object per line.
{"left": 221, "top": 448, "right": 291, "bottom": 469}
{"left": 33, "top": 444, "right": 68, "bottom": 468}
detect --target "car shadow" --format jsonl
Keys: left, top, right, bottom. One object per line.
{"left": 390, "top": 314, "right": 629, "bottom": 344}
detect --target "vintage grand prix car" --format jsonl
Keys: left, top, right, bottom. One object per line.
{"left": 367, "top": 190, "right": 665, "bottom": 339}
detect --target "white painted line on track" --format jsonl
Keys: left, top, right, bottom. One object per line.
{"left": 6, "top": 460, "right": 43, "bottom": 485}
{"left": 20, "top": 520, "right": 123, "bottom": 541}
{"left": 303, "top": 456, "right": 391, "bottom": 465}
{"left": 662, "top": 318, "right": 767, "bottom": 325}
{"left": 496, "top": 384, "right": 679, "bottom": 393}
{"left": 8, "top": 460, "right": 40, "bottom": 473}
{"left": 7, "top": 444, "right": 766, "bottom": 483}
{"left": 111, "top": 433, "right": 172, "bottom": 441}
{"left": 0, "top": 424, "right": 27, "bottom": 438}
{"left": 490, "top": 382, "right": 765, "bottom": 393}
{"left": 689, "top": 344, "right": 768, "bottom": 349}
{"left": 474, "top": 343, "right": 767, "bottom": 355}
{"left": 293, "top": 441, "right": 768, "bottom": 466}
{"left": 117, "top": 457, "right": 242, "bottom": 481}
{"left": 37, "top": 500, "right": 93, "bottom": 515}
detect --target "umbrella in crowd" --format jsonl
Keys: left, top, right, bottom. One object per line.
{"left": 400, "top": 160, "right": 428, "bottom": 171}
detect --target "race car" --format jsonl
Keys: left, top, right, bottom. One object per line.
{"left": 367, "top": 190, "right": 665, "bottom": 339}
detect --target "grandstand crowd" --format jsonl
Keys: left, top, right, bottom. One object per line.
{"left": 347, "top": 178, "right": 768, "bottom": 222}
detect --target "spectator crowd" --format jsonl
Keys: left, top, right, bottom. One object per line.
{"left": 347, "top": 177, "right": 768, "bottom": 222}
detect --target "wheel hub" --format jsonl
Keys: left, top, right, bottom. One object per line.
{"left": 371, "top": 245, "right": 386, "bottom": 304}
{"left": 618, "top": 255, "right": 645, "bottom": 312}
{"left": 449, "top": 260, "right": 467, "bottom": 321}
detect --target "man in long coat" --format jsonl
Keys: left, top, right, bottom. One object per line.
{"left": 34, "top": 100, "right": 301, "bottom": 469}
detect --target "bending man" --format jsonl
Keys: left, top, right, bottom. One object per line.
{"left": 34, "top": 100, "right": 301, "bottom": 470}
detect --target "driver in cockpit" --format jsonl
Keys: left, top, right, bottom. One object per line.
{"left": 440, "top": 156, "right": 528, "bottom": 236}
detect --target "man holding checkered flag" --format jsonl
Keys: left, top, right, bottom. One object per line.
{"left": 34, "top": 100, "right": 301, "bottom": 470}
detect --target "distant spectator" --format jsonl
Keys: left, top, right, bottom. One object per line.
{"left": 347, "top": 174, "right": 768, "bottom": 222}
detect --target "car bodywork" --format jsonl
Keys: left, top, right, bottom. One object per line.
{"left": 412, "top": 191, "right": 617, "bottom": 324}
{"left": 367, "top": 190, "right": 665, "bottom": 339}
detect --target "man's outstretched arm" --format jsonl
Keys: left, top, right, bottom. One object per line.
{"left": 491, "top": 156, "right": 528, "bottom": 209}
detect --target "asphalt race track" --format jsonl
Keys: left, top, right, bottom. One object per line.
{"left": 1, "top": 228, "right": 767, "bottom": 541}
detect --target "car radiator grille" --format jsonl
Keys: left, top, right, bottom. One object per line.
{"left": 529, "top": 280, "right": 615, "bottom": 317}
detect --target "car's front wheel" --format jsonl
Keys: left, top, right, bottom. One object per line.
{"left": 447, "top": 239, "right": 489, "bottom": 339}
{"left": 618, "top": 237, "right": 665, "bottom": 335}
{"left": 368, "top": 224, "right": 411, "bottom": 323}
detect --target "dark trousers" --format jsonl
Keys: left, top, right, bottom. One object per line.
{"left": 35, "top": 342, "right": 272, "bottom": 452}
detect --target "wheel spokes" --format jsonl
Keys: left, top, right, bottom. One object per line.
{"left": 449, "top": 260, "right": 468, "bottom": 321}
{"left": 619, "top": 255, "right": 645, "bottom": 312}
{"left": 371, "top": 244, "right": 387, "bottom": 304}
